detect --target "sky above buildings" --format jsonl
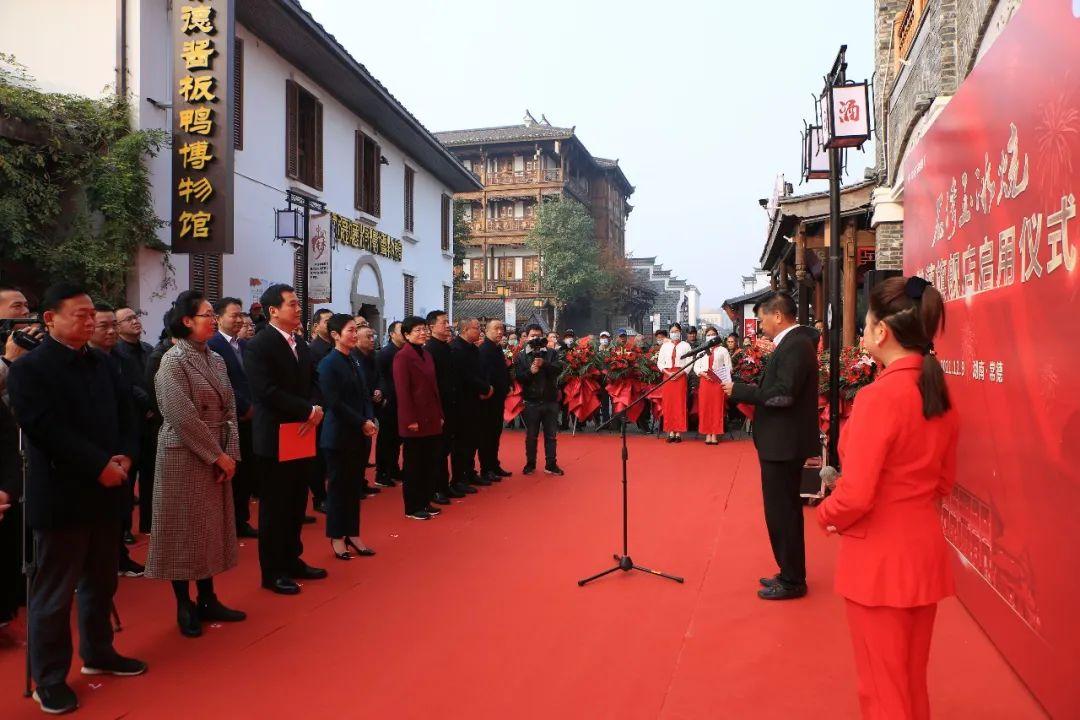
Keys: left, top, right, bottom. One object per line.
{"left": 300, "top": 0, "right": 875, "bottom": 310}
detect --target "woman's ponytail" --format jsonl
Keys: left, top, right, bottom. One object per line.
{"left": 870, "top": 278, "right": 952, "bottom": 419}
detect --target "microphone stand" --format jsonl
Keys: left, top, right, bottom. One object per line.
{"left": 577, "top": 341, "right": 717, "bottom": 587}
{"left": 18, "top": 425, "right": 33, "bottom": 698}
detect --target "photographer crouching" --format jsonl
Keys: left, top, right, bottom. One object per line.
{"left": 8, "top": 282, "right": 147, "bottom": 714}
{"left": 515, "top": 324, "right": 565, "bottom": 476}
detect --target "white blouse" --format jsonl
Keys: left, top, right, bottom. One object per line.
{"left": 692, "top": 346, "right": 733, "bottom": 379}
{"left": 656, "top": 340, "right": 693, "bottom": 372}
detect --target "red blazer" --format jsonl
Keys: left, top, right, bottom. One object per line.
{"left": 817, "top": 354, "right": 959, "bottom": 608}
{"left": 392, "top": 343, "right": 443, "bottom": 438}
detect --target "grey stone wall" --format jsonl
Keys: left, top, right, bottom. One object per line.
{"left": 875, "top": 222, "right": 905, "bottom": 270}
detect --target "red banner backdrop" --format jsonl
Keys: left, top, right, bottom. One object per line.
{"left": 901, "top": 3, "right": 1080, "bottom": 715}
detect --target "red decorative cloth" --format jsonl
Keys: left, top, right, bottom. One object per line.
{"left": 503, "top": 381, "right": 524, "bottom": 423}
{"left": 563, "top": 375, "right": 601, "bottom": 423}
{"left": 606, "top": 378, "right": 644, "bottom": 423}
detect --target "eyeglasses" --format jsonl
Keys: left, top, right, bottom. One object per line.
{"left": 193, "top": 313, "right": 216, "bottom": 319}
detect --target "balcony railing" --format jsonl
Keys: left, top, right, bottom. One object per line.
{"left": 487, "top": 217, "right": 535, "bottom": 232}
{"left": 460, "top": 279, "right": 541, "bottom": 295}
{"left": 892, "top": 0, "right": 927, "bottom": 75}
{"left": 482, "top": 168, "right": 563, "bottom": 185}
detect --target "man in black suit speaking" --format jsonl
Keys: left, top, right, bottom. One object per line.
{"left": 723, "top": 292, "right": 819, "bottom": 600}
{"left": 243, "top": 284, "right": 327, "bottom": 595}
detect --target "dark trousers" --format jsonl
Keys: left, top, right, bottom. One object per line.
{"left": 257, "top": 456, "right": 310, "bottom": 582}
{"left": 523, "top": 401, "right": 559, "bottom": 466}
{"left": 401, "top": 435, "right": 440, "bottom": 514}
{"left": 131, "top": 429, "right": 157, "bottom": 533}
{"left": 324, "top": 447, "right": 363, "bottom": 538}
{"left": 435, "top": 414, "right": 455, "bottom": 494}
{"left": 233, "top": 420, "right": 255, "bottom": 525}
{"left": 0, "top": 501, "right": 23, "bottom": 623}
{"left": 375, "top": 405, "right": 402, "bottom": 480}
{"left": 760, "top": 458, "right": 808, "bottom": 585}
{"left": 451, "top": 406, "right": 479, "bottom": 483}
{"left": 309, "top": 425, "right": 328, "bottom": 504}
{"left": 478, "top": 397, "right": 505, "bottom": 474}
{"left": 29, "top": 519, "right": 120, "bottom": 687}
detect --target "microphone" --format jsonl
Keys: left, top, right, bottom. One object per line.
{"left": 680, "top": 335, "right": 722, "bottom": 359}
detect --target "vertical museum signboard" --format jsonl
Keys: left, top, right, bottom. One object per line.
{"left": 171, "top": 0, "right": 234, "bottom": 253}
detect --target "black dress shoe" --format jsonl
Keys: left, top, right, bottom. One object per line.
{"left": 363, "top": 485, "right": 381, "bottom": 495}
{"left": 313, "top": 499, "right": 328, "bottom": 514}
{"left": 197, "top": 594, "right": 246, "bottom": 622}
{"left": 432, "top": 492, "right": 452, "bottom": 505}
{"left": 237, "top": 522, "right": 259, "bottom": 539}
{"left": 759, "top": 574, "right": 782, "bottom": 588}
{"left": 757, "top": 582, "right": 807, "bottom": 600}
{"left": 493, "top": 467, "right": 512, "bottom": 477}
{"left": 262, "top": 577, "right": 301, "bottom": 595}
{"left": 290, "top": 564, "right": 328, "bottom": 580}
{"left": 303, "top": 515, "right": 317, "bottom": 524}
{"left": 33, "top": 683, "right": 78, "bottom": 714}
{"left": 424, "top": 505, "right": 442, "bottom": 516}
{"left": 81, "top": 654, "right": 148, "bottom": 676}
{"left": 523, "top": 464, "right": 536, "bottom": 475}
{"left": 177, "top": 601, "right": 202, "bottom": 638}
{"left": 122, "top": 531, "right": 136, "bottom": 545}
{"left": 446, "top": 484, "right": 467, "bottom": 499}
{"left": 470, "top": 474, "right": 492, "bottom": 487}
{"left": 374, "top": 475, "right": 396, "bottom": 488}
{"left": 455, "top": 482, "right": 478, "bottom": 495}
{"left": 484, "top": 471, "right": 502, "bottom": 483}
{"left": 544, "top": 464, "right": 565, "bottom": 476}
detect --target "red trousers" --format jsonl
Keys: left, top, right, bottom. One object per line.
{"left": 844, "top": 600, "right": 938, "bottom": 720}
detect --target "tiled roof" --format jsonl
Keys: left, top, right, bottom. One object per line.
{"left": 593, "top": 157, "right": 618, "bottom": 168}
{"left": 434, "top": 124, "right": 575, "bottom": 147}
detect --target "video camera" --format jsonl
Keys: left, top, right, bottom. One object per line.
{"left": 527, "top": 336, "right": 548, "bottom": 351}
{"left": 0, "top": 315, "right": 44, "bottom": 352}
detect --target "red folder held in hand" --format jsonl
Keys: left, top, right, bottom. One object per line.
{"left": 278, "top": 422, "right": 316, "bottom": 462}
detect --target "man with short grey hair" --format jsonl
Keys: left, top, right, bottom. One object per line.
{"left": 477, "top": 320, "right": 512, "bottom": 482}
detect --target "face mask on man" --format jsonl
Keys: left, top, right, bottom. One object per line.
{"left": 508, "top": 339, "right": 518, "bottom": 347}
{"left": 706, "top": 335, "right": 718, "bottom": 343}
{"left": 599, "top": 338, "right": 610, "bottom": 347}
{"left": 670, "top": 332, "right": 682, "bottom": 342}
{"left": 564, "top": 338, "right": 574, "bottom": 347}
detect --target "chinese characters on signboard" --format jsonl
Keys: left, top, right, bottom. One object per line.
{"left": 172, "top": 0, "right": 234, "bottom": 253}
{"left": 910, "top": 124, "right": 1076, "bottom": 305}
{"left": 331, "top": 213, "right": 403, "bottom": 261}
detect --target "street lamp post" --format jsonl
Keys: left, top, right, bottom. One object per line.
{"left": 275, "top": 189, "right": 326, "bottom": 333}
{"left": 803, "top": 45, "right": 871, "bottom": 468}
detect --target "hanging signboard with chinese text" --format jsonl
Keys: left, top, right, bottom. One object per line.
{"left": 171, "top": 0, "right": 235, "bottom": 254}
{"left": 307, "top": 212, "right": 332, "bottom": 303}
{"left": 330, "top": 213, "right": 403, "bottom": 261}
{"left": 901, "top": 3, "right": 1079, "bottom": 717}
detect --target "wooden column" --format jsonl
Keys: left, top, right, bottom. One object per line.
{"left": 843, "top": 220, "right": 857, "bottom": 347}
{"left": 778, "top": 260, "right": 790, "bottom": 290}
{"left": 794, "top": 226, "right": 809, "bottom": 325}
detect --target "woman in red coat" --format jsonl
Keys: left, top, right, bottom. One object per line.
{"left": 817, "top": 276, "right": 958, "bottom": 720}
{"left": 392, "top": 316, "right": 444, "bottom": 521}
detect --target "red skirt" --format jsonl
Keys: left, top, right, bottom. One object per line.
{"left": 697, "top": 378, "right": 726, "bottom": 434}
{"left": 661, "top": 372, "right": 688, "bottom": 432}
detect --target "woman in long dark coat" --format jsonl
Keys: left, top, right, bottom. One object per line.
{"left": 146, "top": 291, "right": 245, "bottom": 638}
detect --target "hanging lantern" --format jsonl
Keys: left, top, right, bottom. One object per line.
{"left": 823, "top": 80, "right": 871, "bottom": 149}
{"left": 802, "top": 125, "right": 830, "bottom": 181}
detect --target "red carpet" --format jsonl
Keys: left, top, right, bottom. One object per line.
{"left": 0, "top": 433, "right": 1046, "bottom": 719}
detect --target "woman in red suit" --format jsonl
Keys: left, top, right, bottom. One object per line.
{"left": 817, "top": 276, "right": 958, "bottom": 720}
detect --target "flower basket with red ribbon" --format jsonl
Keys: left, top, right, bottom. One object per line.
{"left": 559, "top": 337, "right": 603, "bottom": 422}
